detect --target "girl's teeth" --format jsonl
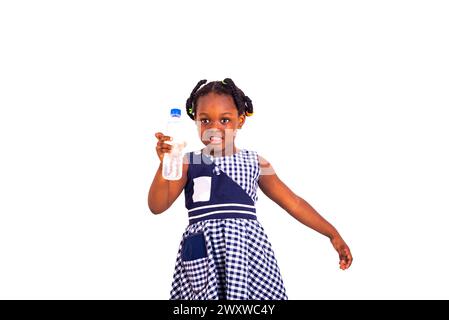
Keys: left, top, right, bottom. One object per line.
{"left": 210, "top": 136, "right": 222, "bottom": 143}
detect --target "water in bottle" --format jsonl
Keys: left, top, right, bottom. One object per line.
{"left": 162, "top": 108, "right": 185, "bottom": 180}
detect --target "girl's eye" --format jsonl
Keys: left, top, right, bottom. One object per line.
{"left": 199, "top": 118, "right": 230, "bottom": 125}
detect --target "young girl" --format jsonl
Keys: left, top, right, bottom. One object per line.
{"left": 148, "top": 78, "right": 353, "bottom": 300}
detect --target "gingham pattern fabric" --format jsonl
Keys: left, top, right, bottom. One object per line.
{"left": 208, "top": 149, "right": 260, "bottom": 203}
{"left": 170, "top": 219, "right": 288, "bottom": 300}
{"left": 183, "top": 257, "right": 209, "bottom": 293}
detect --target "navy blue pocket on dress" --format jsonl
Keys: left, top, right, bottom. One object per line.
{"left": 181, "top": 232, "right": 209, "bottom": 294}
{"left": 181, "top": 232, "right": 207, "bottom": 261}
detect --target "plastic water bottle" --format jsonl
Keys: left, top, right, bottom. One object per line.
{"left": 162, "top": 108, "right": 186, "bottom": 180}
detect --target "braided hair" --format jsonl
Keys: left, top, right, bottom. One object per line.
{"left": 185, "top": 78, "right": 254, "bottom": 120}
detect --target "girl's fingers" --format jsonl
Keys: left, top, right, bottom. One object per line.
{"left": 155, "top": 132, "right": 172, "bottom": 142}
{"left": 337, "top": 249, "right": 345, "bottom": 267}
{"left": 340, "top": 256, "right": 349, "bottom": 269}
{"left": 346, "top": 250, "right": 353, "bottom": 268}
{"left": 155, "top": 132, "right": 169, "bottom": 141}
{"left": 344, "top": 248, "right": 352, "bottom": 261}
{"left": 339, "top": 248, "right": 353, "bottom": 270}
{"left": 156, "top": 146, "right": 172, "bottom": 153}
{"left": 158, "top": 135, "right": 172, "bottom": 142}
{"left": 157, "top": 141, "right": 173, "bottom": 149}
{"left": 155, "top": 133, "right": 173, "bottom": 161}
{"left": 157, "top": 143, "right": 172, "bottom": 149}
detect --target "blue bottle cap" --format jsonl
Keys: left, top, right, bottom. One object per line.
{"left": 170, "top": 108, "right": 181, "bottom": 117}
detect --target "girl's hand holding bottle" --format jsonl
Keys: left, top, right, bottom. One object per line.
{"left": 154, "top": 132, "right": 172, "bottom": 163}
{"left": 155, "top": 131, "right": 187, "bottom": 180}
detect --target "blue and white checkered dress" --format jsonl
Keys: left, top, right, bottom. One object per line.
{"left": 169, "top": 149, "right": 288, "bottom": 300}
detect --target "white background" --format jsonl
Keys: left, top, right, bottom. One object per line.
{"left": 1, "top": 0, "right": 448, "bottom": 299}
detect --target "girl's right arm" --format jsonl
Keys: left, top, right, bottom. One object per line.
{"left": 148, "top": 132, "right": 189, "bottom": 214}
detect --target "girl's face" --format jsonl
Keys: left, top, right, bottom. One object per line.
{"left": 195, "top": 92, "right": 245, "bottom": 154}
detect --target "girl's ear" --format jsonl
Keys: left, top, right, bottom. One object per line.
{"left": 238, "top": 115, "right": 246, "bottom": 129}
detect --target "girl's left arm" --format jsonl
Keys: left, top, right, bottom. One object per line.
{"left": 258, "top": 155, "right": 353, "bottom": 270}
